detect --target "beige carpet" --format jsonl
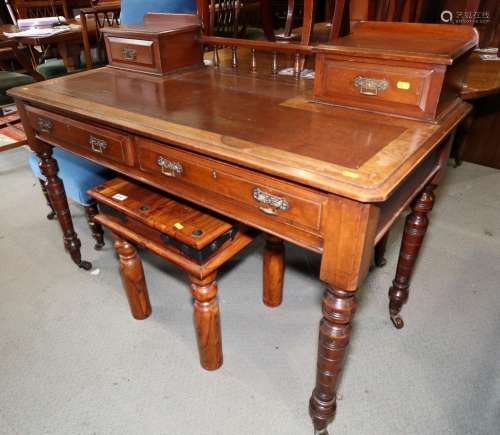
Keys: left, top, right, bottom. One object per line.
{"left": 1, "top": 147, "right": 499, "bottom": 435}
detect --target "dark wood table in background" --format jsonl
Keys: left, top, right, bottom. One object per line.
{"left": 10, "top": 64, "right": 469, "bottom": 434}
{"left": 454, "top": 51, "right": 500, "bottom": 169}
{"left": 0, "top": 20, "right": 95, "bottom": 71}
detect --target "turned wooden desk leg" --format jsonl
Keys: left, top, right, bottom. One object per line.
{"left": 374, "top": 231, "right": 389, "bottom": 268}
{"left": 190, "top": 273, "right": 223, "bottom": 371}
{"left": 309, "top": 286, "right": 358, "bottom": 435}
{"left": 38, "top": 178, "right": 56, "bottom": 220}
{"left": 263, "top": 234, "right": 285, "bottom": 307}
{"left": 114, "top": 236, "right": 152, "bottom": 320}
{"left": 388, "top": 184, "right": 435, "bottom": 329}
{"left": 36, "top": 146, "right": 91, "bottom": 270}
{"left": 84, "top": 203, "right": 105, "bottom": 250}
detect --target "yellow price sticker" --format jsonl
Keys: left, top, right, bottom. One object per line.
{"left": 397, "top": 81, "right": 411, "bottom": 90}
{"left": 174, "top": 223, "right": 184, "bottom": 230}
{"left": 342, "top": 171, "right": 359, "bottom": 179}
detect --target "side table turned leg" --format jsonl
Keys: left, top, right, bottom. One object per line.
{"left": 374, "top": 231, "right": 389, "bottom": 268}
{"left": 38, "top": 178, "right": 56, "bottom": 220}
{"left": 309, "top": 286, "right": 358, "bottom": 435}
{"left": 36, "top": 145, "right": 91, "bottom": 270}
{"left": 263, "top": 234, "right": 285, "bottom": 307}
{"left": 84, "top": 203, "right": 105, "bottom": 250}
{"left": 114, "top": 236, "right": 152, "bottom": 320}
{"left": 388, "top": 184, "right": 435, "bottom": 329}
{"left": 190, "top": 273, "right": 223, "bottom": 371}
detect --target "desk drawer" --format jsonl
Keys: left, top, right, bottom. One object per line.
{"left": 314, "top": 57, "right": 437, "bottom": 119}
{"left": 25, "top": 106, "right": 134, "bottom": 166}
{"left": 105, "top": 36, "right": 158, "bottom": 71}
{"left": 136, "top": 138, "right": 327, "bottom": 235}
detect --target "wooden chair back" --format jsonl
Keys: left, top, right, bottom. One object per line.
{"left": 80, "top": 1, "right": 120, "bottom": 70}
{"left": 374, "top": 0, "right": 424, "bottom": 22}
{"left": 279, "top": 0, "right": 349, "bottom": 44}
{"left": 210, "top": 0, "right": 242, "bottom": 37}
{"left": 12, "top": 0, "right": 71, "bottom": 19}
{"left": 196, "top": 0, "right": 274, "bottom": 40}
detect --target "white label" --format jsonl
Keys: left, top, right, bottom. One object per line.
{"left": 112, "top": 193, "right": 128, "bottom": 201}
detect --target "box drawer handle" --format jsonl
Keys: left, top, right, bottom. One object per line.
{"left": 37, "top": 117, "right": 53, "bottom": 133}
{"left": 353, "top": 76, "right": 389, "bottom": 96}
{"left": 157, "top": 156, "right": 183, "bottom": 177}
{"left": 252, "top": 188, "right": 289, "bottom": 216}
{"left": 121, "top": 47, "right": 137, "bottom": 61}
{"left": 89, "top": 135, "right": 108, "bottom": 153}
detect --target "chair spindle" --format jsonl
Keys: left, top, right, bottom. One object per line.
{"left": 213, "top": 45, "right": 220, "bottom": 67}
{"left": 250, "top": 48, "right": 257, "bottom": 73}
{"left": 294, "top": 52, "right": 301, "bottom": 79}
{"left": 272, "top": 51, "right": 278, "bottom": 75}
{"left": 231, "top": 46, "right": 238, "bottom": 68}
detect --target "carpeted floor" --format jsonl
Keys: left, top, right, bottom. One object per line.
{"left": 1, "top": 146, "right": 499, "bottom": 435}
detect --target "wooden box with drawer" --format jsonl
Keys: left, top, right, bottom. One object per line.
{"left": 102, "top": 13, "right": 203, "bottom": 75}
{"left": 313, "top": 22, "right": 478, "bottom": 122}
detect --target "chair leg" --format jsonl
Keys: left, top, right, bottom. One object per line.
{"left": 113, "top": 235, "right": 152, "bottom": 320}
{"left": 263, "top": 234, "right": 285, "bottom": 307}
{"left": 374, "top": 231, "right": 389, "bottom": 268}
{"left": 189, "top": 272, "right": 223, "bottom": 371}
{"left": 38, "top": 178, "right": 56, "bottom": 220}
{"left": 84, "top": 203, "right": 105, "bottom": 250}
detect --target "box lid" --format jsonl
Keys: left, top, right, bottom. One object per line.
{"left": 314, "top": 22, "right": 478, "bottom": 65}
{"left": 101, "top": 12, "right": 200, "bottom": 37}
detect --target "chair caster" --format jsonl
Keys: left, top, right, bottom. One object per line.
{"left": 390, "top": 314, "right": 404, "bottom": 329}
{"left": 315, "top": 429, "right": 329, "bottom": 435}
{"left": 47, "top": 211, "right": 56, "bottom": 220}
{"left": 78, "top": 260, "right": 92, "bottom": 270}
{"left": 94, "top": 242, "right": 105, "bottom": 250}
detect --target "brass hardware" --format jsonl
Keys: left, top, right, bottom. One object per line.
{"left": 353, "top": 76, "right": 389, "bottom": 96}
{"left": 121, "top": 47, "right": 137, "bottom": 61}
{"left": 139, "top": 205, "right": 150, "bottom": 212}
{"left": 211, "top": 169, "right": 218, "bottom": 179}
{"left": 258, "top": 206, "right": 278, "bottom": 215}
{"left": 89, "top": 136, "right": 108, "bottom": 153}
{"left": 157, "top": 156, "right": 183, "bottom": 177}
{"left": 37, "top": 117, "right": 53, "bottom": 133}
{"left": 252, "top": 188, "right": 289, "bottom": 215}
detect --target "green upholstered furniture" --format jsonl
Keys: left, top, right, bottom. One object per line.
{"left": 0, "top": 71, "right": 34, "bottom": 104}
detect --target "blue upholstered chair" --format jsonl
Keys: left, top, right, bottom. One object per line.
{"left": 29, "top": 148, "right": 114, "bottom": 250}
{"left": 29, "top": 1, "right": 196, "bottom": 250}
{"left": 120, "top": 0, "right": 197, "bottom": 24}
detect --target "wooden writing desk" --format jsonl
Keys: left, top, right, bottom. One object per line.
{"left": 0, "top": 20, "right": 95, "bottom": 71}
{"left": 10, "top": 64, "right": 470, "bottom": 434}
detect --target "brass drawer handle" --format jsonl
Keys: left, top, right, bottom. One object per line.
{"left": 252, "top": 188, "right": 289, "bottom": 215}
{"left": 157, "top": 156, "right": 183, "bottom": 177}
{"left": 89, "top": 135, "right": 108, "bottom": 153}
{"left": 37, "top": 117, "right": 53, "bottom": 133}
{"left": 121, "top": 47, "right": 137, "bottom": 61}
{"left": 353, "top": 76, "right": 389, "bottom": 96}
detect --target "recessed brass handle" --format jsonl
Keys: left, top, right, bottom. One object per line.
{"left": 258, "top": 206, "right": 278, "bottom": 215}
{"left": 37, "top": 117, "right": 53, "bottom": 133}
{"left": 157, "top": 156, "right": 183, "bottom": 177}
{"left": 121, "top": 47, "right": 137, "bottom": 61}
{"left": 353, "top": 76, "right": 389, "bottom": 96}
{"left": 89, "top": 135, "right": 107, "bottom": 153}
{"left": 252, "top": 188, "right": 289, "bottom": 215}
